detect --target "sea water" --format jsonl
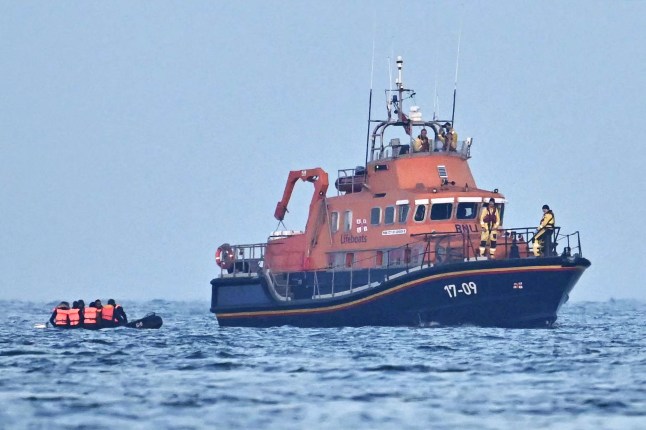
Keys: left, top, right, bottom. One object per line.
{"left": 0, "top": 300, "right": 643, "bottom": 429}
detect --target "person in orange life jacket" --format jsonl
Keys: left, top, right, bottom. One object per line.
{"left": 94, "top": 299, "right": 103, "bottom": 315}
{"left": 83, "top": 302, "right": 101, "bottom": 329}
{"left": 76, "top": 299, "right": 85, "bottom": 325}
{"left": 49, "top": 301, "right": 70, "bottom": 327}
{"left": 533, "top": 204, "right": 556, "bottom": 257}
{"left": 108, "top": 299, "right": 128, "bottom": 326}
{"left": 100, "top": 299, "right": 116, "bottom": 327}
{"left": 66, "top": 301, "right": 82, "bottom": 328}
{"left": 479, "top": 198, "right": 500, "bottom": 258}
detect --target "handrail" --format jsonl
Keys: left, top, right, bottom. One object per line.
{"left": 216, "top": 227, "right": 584, "bottom": 300}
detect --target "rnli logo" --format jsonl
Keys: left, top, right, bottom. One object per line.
{"left": 513, "top": 282, "right": 524, "bottom": 289}
{"left": 356, "top": 218, "right": 368, "bottom": 234}
{"left": 341, "top": 219, "right": 369, "bottom": 244}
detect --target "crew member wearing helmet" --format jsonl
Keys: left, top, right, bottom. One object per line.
{"left": 533, "top": 204, "right": 556, "bottom": 256}
{"left": 479, "top": 198, "right": 500, "bottom": 259}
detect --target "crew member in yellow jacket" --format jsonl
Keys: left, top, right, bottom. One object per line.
{"left": 479, "top": 198, "right": 500, "bottom": 258}
{"left": 533, "top": 204, "right": 555, "bottom": 256}
{"left": 439, "top": 122, "right": 458, "bottom": 151}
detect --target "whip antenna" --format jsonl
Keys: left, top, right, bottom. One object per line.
{"left": 433, "top": 67, "right": 440, "bottom": 121}
{"left": 364, "top": 16, "right": 377, "bottom": 169}
{"left": 451, "top": 24, "right": 462, "bottom": 126}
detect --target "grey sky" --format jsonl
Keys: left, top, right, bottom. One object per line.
{"left": 1, "top": 1, "right": 644, "bottom": 302}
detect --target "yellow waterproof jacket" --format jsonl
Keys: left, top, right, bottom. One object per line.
{"left": 480, "top": 207, "right": 500, "bottom": 231}
{"left": 538, "top": 211, "right": 555, "bottom": 231}
{"left": 439, "top": 129, "right": 458, "bottom": 150}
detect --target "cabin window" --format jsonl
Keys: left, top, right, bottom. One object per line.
{"left": 330, "top": 211, "right": 339, "bottom": 233}
{"left": 328, "top": 252, "right": 344, "bottom": 268}
{"left": 384, "top": 206, "right": 395, "bottom": 225}
{"left": 456, "top": 203, "right": 478, "bottom": 220}
{"left": 345, "top": 253, "right": 354, "bottom": 268}
{"left": 397, "top": 204, "right": 410, "bottom": 223}
{"left": 413, "top": 205, "right": 426, "bottom": 222}
{"left": 343, "top": 210, "right": 352, "bottom": 232}
{"left": 370, "top": 207, "right": 381, "bottom": 225}
{"left": 430, "top": 203, "right": 453, "bottom": 220}
{"left": 376, "top": 250, "right": 384, "bottom": 267}
{"left": 404, "top": 247, "right": 412, "bottom": 264}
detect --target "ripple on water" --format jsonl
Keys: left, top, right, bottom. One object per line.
{"left": 0, "top": 299, "right": 643, "bottom": 429}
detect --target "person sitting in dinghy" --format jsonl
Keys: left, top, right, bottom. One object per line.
{"left": 49, "top": 301, "right": 71, "bottom": 328}
{"left": 104, "top": 299, "right": 128, "bottom": 326}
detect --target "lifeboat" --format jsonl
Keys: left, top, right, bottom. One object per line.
{"left": 210, "top": 57, "right": 590, "bottom": 328}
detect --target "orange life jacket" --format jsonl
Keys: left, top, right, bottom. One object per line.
{"left": 68, "top": 308, "right": 81, "bottom": 326}
{"left": 101, "top": 305, "right": 115, "bottom": 322}
{"left": 54, "top": 308, "right": 69, "bottom": 326}
{"left": 84, "top": 307, "right": 99, "bottom": 325}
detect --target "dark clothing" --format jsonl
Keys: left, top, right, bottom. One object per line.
{"left": 114, "top": 306, "right": 128, "bottom": 325}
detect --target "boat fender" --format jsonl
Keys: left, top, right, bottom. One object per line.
{"left": 215, "top": 243, "right": 235, "bottom": 269}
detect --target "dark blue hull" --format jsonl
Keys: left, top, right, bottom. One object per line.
{"left": 210, "top": 256, "right": 590, "bottom": 328}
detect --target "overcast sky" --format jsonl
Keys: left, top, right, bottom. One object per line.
{"left": 1, "top": 1, "right": 644, "bottom": 303}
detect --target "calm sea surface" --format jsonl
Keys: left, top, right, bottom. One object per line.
{"left": 0, "top": 300, "right": 643, "bottom": 429}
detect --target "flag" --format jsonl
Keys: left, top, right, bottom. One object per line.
{"left": 400, "top": 112, "right": 411, "bottom": 136}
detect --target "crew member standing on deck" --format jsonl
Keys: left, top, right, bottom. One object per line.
{"left": 439, "top": 122, "right": 458, "bottom": 151}
{"left": 414, "top": 128, "right": 430, "bottom": 152}
{"left": 479, "top": 198, "right": 500, "bottom": 259}
{"left": 533, "top": 204, "right": 556, "bottom": 256}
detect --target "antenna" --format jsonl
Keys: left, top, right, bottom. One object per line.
{"left": 433, "top": 38, "right": 440, "bottom": 120}
{"left": 433, "top": 70, "right": 438, "bottom": 121}
{"left": 364, "top": 17, "right": 376, "bottom": 170}
{"left": 395, "top": 56, "right": 404, "bottom": 122}
{"left": 451, "top": 24, "right": 462, "bottom": 126}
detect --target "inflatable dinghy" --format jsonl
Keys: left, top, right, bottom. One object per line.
{"left": 125, "top": 313, "right": 163, "bottom": 329}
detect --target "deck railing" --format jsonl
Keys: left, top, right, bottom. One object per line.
{"left": 217, "top": 227, "right": 584, "bottom": 300}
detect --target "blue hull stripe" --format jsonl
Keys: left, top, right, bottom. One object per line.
{"left": 216, "top": 264, "right": 580, "bottom": 319}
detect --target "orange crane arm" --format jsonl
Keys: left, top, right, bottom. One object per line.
{"left": 274, "top": 168, "right": 329, "bottom": 221}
